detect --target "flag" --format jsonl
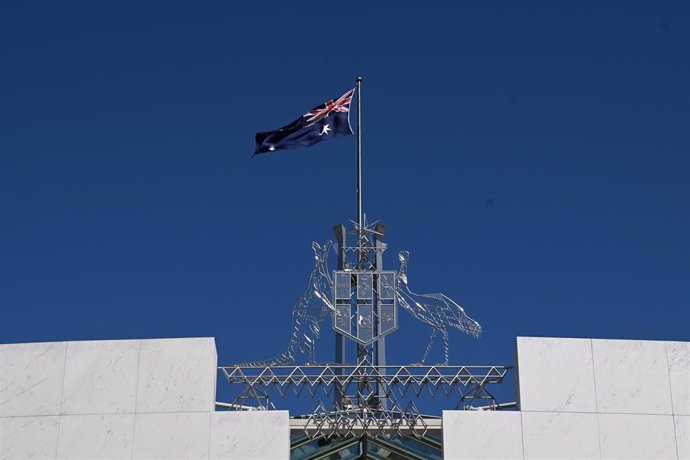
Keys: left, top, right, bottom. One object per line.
{"left": 254, "top": 88, "right": 354, "bottom": 156}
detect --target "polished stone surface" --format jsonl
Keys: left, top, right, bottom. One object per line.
{"left": 61, "top": 340, "right": 140, "bottom": 415}
{"left": 0, "top": 416, "right": 59, "bottom": 459}
{"left": 442, "top": 410, "right": 523, "bottom": 459}
{"left": 592, "top": 339, "right": 673, "bottom": 415}
{"left": 57, "top": 414, "right": 135, "bottom": 459}
{"left": 668, "top": 341, "right": 690, "bottom": 416}
{"left": 210, "top": 411, "right": 289, "bottom": 460}
{"left": 136, "top": 338, "right": 217, "bottom": 413}
{"left": 521, "top": 411, "right": 600, "bottom": 459}
{"left": 517, "top": 337, "right": 597, "bottom": 412}
{"left": 0, "top": 341, "right": 67, "bottom": 417}
{"left": 2, "top": 336, "right": 688, "bottom": 459}
{"left": 133, "top": 412, "right": 210, "bottom": 460}
{"left": 598, "top": 413, "right": 677, "bottom": 459}
{"left": 677, "top": 416, "right": 689, "bottom": 460}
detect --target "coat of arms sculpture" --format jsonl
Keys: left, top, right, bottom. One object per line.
{"left": 221, "top": 79, "right": 511, "bottom": 449}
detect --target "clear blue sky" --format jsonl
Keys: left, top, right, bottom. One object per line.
{"left": 2, "top": 1, "right": 689, "bottom": 377}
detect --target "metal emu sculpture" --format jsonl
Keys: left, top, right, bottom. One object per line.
{"left": 236, "top": 241, "right": 481, "bottom": 366}
{"left": 396, "top": 250, "right": 482, "bottom": 364}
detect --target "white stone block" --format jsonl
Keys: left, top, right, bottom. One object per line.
{"left": 668, "top": 341, "right": 690, "bottom": 416}
{"left": 521, "top": 412, "right": 599, "bottom": 460}
{"left": 133, "top": 412, "right": 210, "bottom": 460}
{"left": 210, "top": 411, "right": 289, "bottom": 460}
{"left": 516, "top": 337, "right": 597, "bottom": 412}
{"left": 592, "top": 339, "right": 673, "bottom": 415}
{"left": 61, "top": 340, "right": 140, "bottom": 415}
{"left": 0, "top": 416, "right": 59, "bottom": 459}
{"left": 598, "top": 413, "right": 677, "bottom": 459}
{"left": 0, "top": 341, "right": 67, "bottom": 417}
{"left": 442, "top": 410, "right": 523, "bottom": 460}
{"left": 136, "top": 338, "right": 217, "bottom": 413}
{"left": 57, "top": 414, "right": 135, "bottom": 459}
{"left": 677, "top": 416, "right": 690, "bottom": 460}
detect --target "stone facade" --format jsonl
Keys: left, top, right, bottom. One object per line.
{"left": 443, "top": 337, "right": 689, "bottom": 459}
{"left": 0, "top": 338, "right": 288, "bottom": 460}
{"left": 1, "top": 336, "right": 687, "bottom": 459}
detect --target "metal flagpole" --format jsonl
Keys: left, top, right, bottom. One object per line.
{"left": 334, "top": 76, "right": 363, "bottom": 407}
{"left": 356, "top": 77, "right": 366, "bottom": 362}
{"left": 354, "top": 77, "right": 386, "bottom": 409}
{"left": 356, "top": 76, "right": 363, "bottom": 250}
{"left": 355, "top": 75, "right": 367, "bottom": 408}
{"left": 355, "top": 77, "right": 369, "bottom": 368}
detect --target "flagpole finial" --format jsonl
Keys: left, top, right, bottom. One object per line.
{"left": 356, "top": 76, "right": 363, "bottom": 83}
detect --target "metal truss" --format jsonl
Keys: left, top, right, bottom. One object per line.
{"left": 290, "top": 430, "right": 444, "bottom": 459}
{"left": 218, "top": 358, "right": 511, "bottom": 439}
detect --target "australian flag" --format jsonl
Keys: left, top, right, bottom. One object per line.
{"left": 254, "top": 88, "right": 354, "bottom": 156}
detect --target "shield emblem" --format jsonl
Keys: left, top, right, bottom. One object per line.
{"left": 333, "top": 271, "right": 397, "bottom": 345}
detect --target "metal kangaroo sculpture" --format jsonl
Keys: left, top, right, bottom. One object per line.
{"left": 236, "top": 242, "right": 481, "bottom": 366}
{"left": 235, "top": 241, "right": 334, "bottom": 366}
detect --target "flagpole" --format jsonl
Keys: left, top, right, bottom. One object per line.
{"left": 356, "top": 76, "right": 363, "bottom": 255}
{"left": 355, "top": 76, "right": 367, "bottom": 399}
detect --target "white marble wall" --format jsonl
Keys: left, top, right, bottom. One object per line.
{"left": 0, "top": 341, "right": 67, "bottom": 417}
{"left": 592, "top": 339, "right": 672, "bottom": 414}
{"left": 133, "top": 412, "right": 211, "bottom": 459}
{"left": 2, "top": 336, "right": 687, "bottom": 459}
{"left": 61, "top": 339, "right": 140, "bottom": 415}
{"left": 676, "top": 415, "right": 690, "bottom": 460}
{"left": 57, "top": 414, "right": 136, "bottom": 459}
{"left": 442, "top": 411, "right": 523, "bottom": 459}
{"left": 0, "top": 338, "right": 224, "bottom": 460}
{"left": 137, "top": 339, "right": 217, "bottom": 413}
{"left": 516, "top": 337, "right": 597, "bottom": 413}
{"left": 597, "top": 413, "right": 678, "bottom": 459}
{"left": 0, "top": 416, "right": 60, "bottom": 459}
{"left": 210, "top": 411, "right": 290, "bottom": 460}
{"left": 521, "top": 411, "right": 600, "bottom": 459}
{"left": 512, "top": 336, "right": 689, "bottom": 460}
{"left": 443, "top": 337, "right": 689, "bottom": 460}
{"left": 668, "top": 341, "right": 690, "bottom": 416}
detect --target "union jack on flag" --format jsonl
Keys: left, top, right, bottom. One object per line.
{"left": 254, "top": 88, "right": 355, "bottom": 156}
{"left": 303, "top": 89, "right": 354, "bottom": 127}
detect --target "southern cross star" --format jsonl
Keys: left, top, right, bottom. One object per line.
{"left": 319, "top": 124, "right": 331, "bottom": 136}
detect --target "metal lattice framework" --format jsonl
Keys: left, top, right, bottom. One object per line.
{"left": 219, "top": 358, "right": 511, "bottom": 439}
{"left": 223, "top": 223, "right": 503, "bottom": 440}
